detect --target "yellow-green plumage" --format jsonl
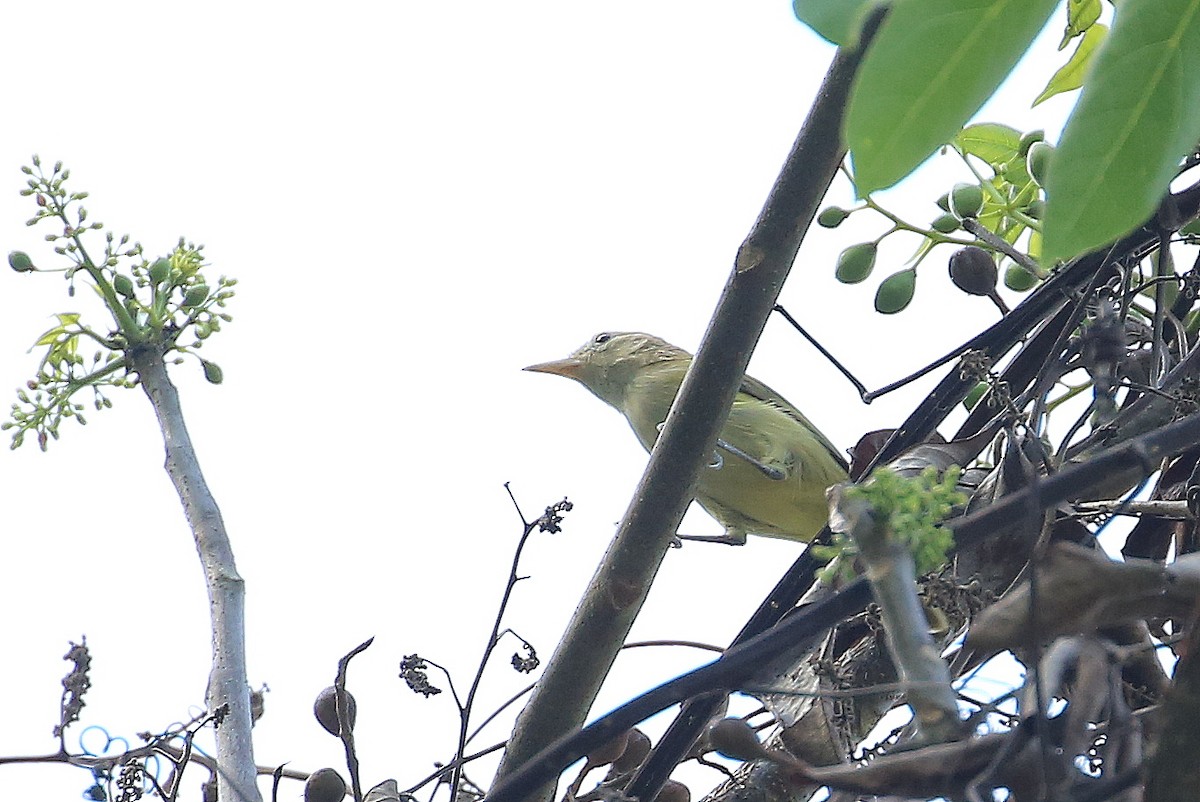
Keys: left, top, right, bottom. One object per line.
{"left": 525, "top": 332, "right": 847, "bottom": 544}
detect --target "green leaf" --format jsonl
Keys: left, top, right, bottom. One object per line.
{"left": 846, "top": 0, "right": 1059, "bottom": 195}
{"left": 1034, "top": 23, "right": 1107, "bottom": 106}
{"left": 793, "top": 0, "right": 884, "bottom": 47}
{"left": 1002, "top": 145, "right": 1037, "bottom": 188}
{"left": 953, "top": 122, "right": 1022, "bottom": 166}
{"left": 55, "top": 313, "right": 80, "bottom": 326}
{"left": 1061, "top": 0, "right": 1102, "bottom": 48}
{"left": 905, "top": 235, "right": 938, "bottom": 266}
{"left": 963, "top": 382, "right": 989, "bottom": 410}
{"left": 35, "top": 328, "right": 63, "bottom": 347}
{"left": 1042, "top": 0, "right": 1200, "bottom": 263}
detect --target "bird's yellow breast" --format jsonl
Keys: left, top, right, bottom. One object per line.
{"left": 620, "top": 362, "right": 846, "bottom": 542}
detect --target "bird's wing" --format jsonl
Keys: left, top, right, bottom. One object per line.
{"left": 736, "top": 374, "right": 848, "bottom": 471}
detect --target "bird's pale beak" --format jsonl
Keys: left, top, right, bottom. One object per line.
{"left": 523, "top": 357, "right": 585, "bottom": 379}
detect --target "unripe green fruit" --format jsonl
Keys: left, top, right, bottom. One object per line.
{"left": 935, "top": 192, "right": 951, "bottom": 212}
{"left": 148, "top": 257, "right": 171, "bottom": 284}
{"left": 1026, "top": 142, "right": 1053, "bottom": 187}
{"left": 304, "top": 768, "right": 347, "bottom": 802}
{"left": 8, "top": 251, "right": 34, "bottom": 272}
{"left": 181, "top": 284, "right": 209, "bottom": 308}
{"left": 949, "top": 183, "right": 984, "bottom": 220}
{"left": 314, "top": 686, "right": 357, "bottom": 736}
{"left": 948, "top": 246, "right": 998, "bottom": 297}
{"left": 931, "top": 213, "right": 960, "bottom": 234}
{"left": 113, "top": 274, "right": 135, "bottom": 297}
{"left": 874, "top": 268, "right": 916, "bottom": 314}
{"left": 817, "top": 206, "right": 850, "bottom": 228}
{"left": 1017, "top": 130, "right": 1045, "bottom": 156}
{"left": 202, "top": 361, "right": 224, "bottom": 385}
{"left": 1004, "top": 264, "right": 1038, "bottom": 291}
{"left": 835, "top": 242, "right": 877, "bottom": 284}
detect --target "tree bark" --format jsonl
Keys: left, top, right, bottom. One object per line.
{"left": 132, "top": 347, "right": 260, "bottom": 802}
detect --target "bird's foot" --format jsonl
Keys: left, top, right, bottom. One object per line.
{"left": 714, "top": 438, "right": 786, "bottom": 480}
{"left": 672, "top": 529, "right": 749, "bottom": 547}
{"left": 652, "top": 422, "right": 785, "bottom": 480}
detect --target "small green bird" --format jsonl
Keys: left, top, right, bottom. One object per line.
{"left": 525, "top": 332, "right": 848, "bottom": 545}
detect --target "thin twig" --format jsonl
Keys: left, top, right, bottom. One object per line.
{"left": 772, "top": 304, "right": 868, "bottom": 397}
{"left": 402, "top": 741, "right": 507, "bottom": 797}
{"left": 1073, "top": 499, "right": 1192, "bottom": 519}
{"left": 451, "top": 488, "right": 540, "bottom": 799}
{"left": 961, "top": 217, "right": 1042, "bottom": 275}
{"left": 465, "top": 685, "right": 535, "bottom": 748}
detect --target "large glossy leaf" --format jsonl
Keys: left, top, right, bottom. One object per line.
{"left": 1042, "top": 0, "right": 1200, "bottom": 263}
{"left": 792, "top": 0, "right": 883, "bottom": 47}
{"left": 1034, "top": 23, "right": 1107, "bottom": 106}
{"left": 846, "top": 0, "right": 1059, "bottom": 195}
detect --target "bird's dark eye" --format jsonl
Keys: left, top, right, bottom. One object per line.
{"left": 593, "top": 332, "right": 612, "bottom": 345}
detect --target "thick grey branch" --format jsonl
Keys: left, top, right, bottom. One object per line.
{"left": 131, "top": 348, "right": 260, "bottom": 802}
{"left": 495, "top": 19, "right": 878, "bottom": 801}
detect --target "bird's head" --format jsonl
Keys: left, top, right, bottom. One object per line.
{"left": 524, "top": 331, "right": 689, "bottom": 409}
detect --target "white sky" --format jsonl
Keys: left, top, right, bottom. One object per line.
{"left": 0, "top": 3, "right": 1080, "bottom": 800}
